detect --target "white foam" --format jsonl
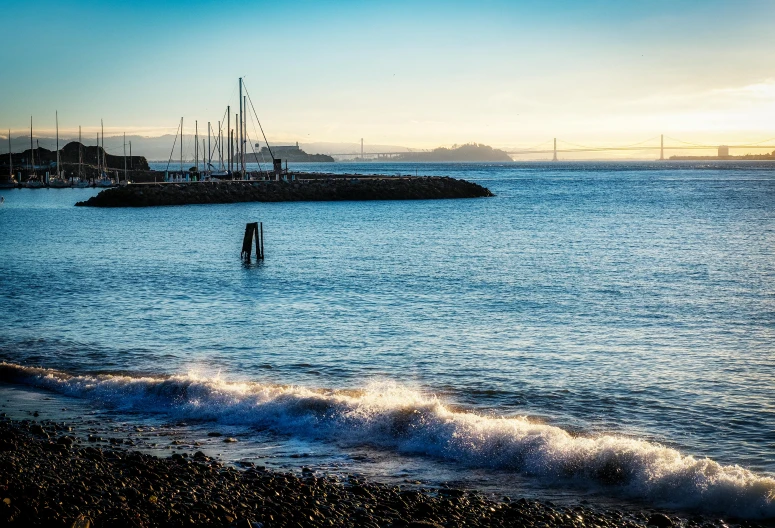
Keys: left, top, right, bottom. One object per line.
{"left": 2, "top": 362, "right": 774, "bottom": 518}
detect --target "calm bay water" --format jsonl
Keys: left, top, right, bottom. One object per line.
{"left": 1, "top": 161, "right": 774, "bottom": 516}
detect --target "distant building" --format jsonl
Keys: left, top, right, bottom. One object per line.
{"left": 718, "top": 145, "right": 729, "bottom": 158}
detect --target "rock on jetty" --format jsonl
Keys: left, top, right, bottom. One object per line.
{"left": 74, "top": 176, "right": 493, "bottom": 207}
{"left": 0, "top": 416, "right": 744, "bottom": 528}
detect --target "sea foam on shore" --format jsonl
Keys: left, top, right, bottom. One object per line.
{"left": 1, "top": 362, "right": 773, "bottom": 519}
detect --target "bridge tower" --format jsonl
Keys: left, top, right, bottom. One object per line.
{"left": 660, "top": 134, "right": 664, "bottom": 160}
{"left": 552, "top": 138, "right": 557, "bottom": 161}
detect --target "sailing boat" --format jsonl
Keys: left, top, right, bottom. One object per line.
{"left": 94, "top": 121, "right": 114, "bottom": 187}
{"left": 48, "top": 112, "right": 71, "bottom": 188}
{"left": 24, "top": 117, "right": 44, "bottom": 188}
{"left": 0, "top": 130, "right": 18, "bottom": 189}
{"left": 72, "top": 126, "right": 89, "bottom": 187}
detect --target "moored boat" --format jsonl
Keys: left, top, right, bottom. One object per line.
{"left": 3, "top": 130, "right": 16, "bottom": 188}
{"left": 24, "top": 177, "right": 44, "bottom": 188}
{"left": 48, "top": 112, "right": 71, "bottom": 188}
{"left": 48, "top": 177, "right": 71, "bottom": 188}
{"left": 95, "top": 176, "right": 114, "bottom": 187}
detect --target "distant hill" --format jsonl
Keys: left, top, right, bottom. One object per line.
{"left": 2, "top": 135, "right": 412, "bottom": 162}
{"left": 396, "top": 143, "right": 513, "bottom": 162}
{"left": 2, "top": 142, "right": 149, "bottom": 171}
{"left": 243, "top": 144, "right": 334, "bottom": 163}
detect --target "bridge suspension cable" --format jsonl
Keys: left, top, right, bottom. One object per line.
{"left": 557, "top": 136, "right": 661, "bottom": 151}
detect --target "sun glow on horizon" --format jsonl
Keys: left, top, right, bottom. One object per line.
{"left": 1, "top": 1, "right": 773, "bottom": 159}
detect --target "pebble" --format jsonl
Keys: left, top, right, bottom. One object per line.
{"left": 0, "top": 417, "right": 763, "bottom": 528}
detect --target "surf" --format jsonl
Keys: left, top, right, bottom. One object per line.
{"left": 1, "top": 361, "right": 773, "bottom": 519}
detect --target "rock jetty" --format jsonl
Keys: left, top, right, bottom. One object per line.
{"left": 0, "top": 416, "right": 750, "bottom": 528}
{"left": 75, "top": 176, "right": 493, "bottom": 207}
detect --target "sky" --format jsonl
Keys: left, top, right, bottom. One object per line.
{"left": 1, "top": 0, "right": 775, "bottom": 158}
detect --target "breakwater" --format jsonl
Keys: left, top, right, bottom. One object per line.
{"left": 75, "top": 175, "right": 493, "bottom": 207}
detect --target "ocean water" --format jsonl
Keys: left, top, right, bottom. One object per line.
{"left": 0, "top": 161, "right": 774, "bottom": 518}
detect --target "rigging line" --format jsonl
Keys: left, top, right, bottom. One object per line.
{"left": 245, "top": 106, "right": 269, "bottom": 178}
{"left": 222, "top": 83, "right": 239, "bottom": 112}
{"left": 246, "top": 107, "right": 271, "bottom": 169}
{"left": 209, "top": 131, "right": 220, "bottom": 164}
{"left": 165, "top": 121, "right": 181, "bottom": 172}
{"left": 242, "top": 82, "right": 274, "bottom": 161}
{"left": 244, "top": 124, "right": 267, "bottom": 179}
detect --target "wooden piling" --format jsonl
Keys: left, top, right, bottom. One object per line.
{"left": 241, "top": 222, "right": 264, "bottom": 260}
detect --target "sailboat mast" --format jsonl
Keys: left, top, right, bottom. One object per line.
{"left": 207, "top": 122, "right": 211, "bottom": 175}
{"left": 180, "top": 117, "right": 183, "bottom": 173}
{"left": 78, "top": 126, "right": 82, "bottom": 179}
{"left": 8, "top": 129, "right": 11, "bottom": 179}
{"left": 101, "top": 120, "right": 105, "bottom": 174}
{"left": 243, "top": 95, "right": 247, "bottom": 176}
{"left": 96, "top": 133, "right": 100, "bottom": 176}
{"left": 239, "top": 77, "right": 243, "bottom": 178}
{"left": 218, "top": 121, "right": 222, "bottom": 170}
{"left": 195, "top": 120, "right": 198, "bottom": 173}
{"left": 226, "top": 107, "right": 230, "bottom": 174}
{"left": 123, "top": 132, "right": 126, "bottom": 183}
{"left": 56, "top": 111, "right": 59, "bottom": 178}
{"left": 30, "top": 116, "right": 34, "bottom": 175}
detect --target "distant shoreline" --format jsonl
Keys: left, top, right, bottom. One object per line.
{"left": 669, "top": 155, "right": 775, "bottom": 161}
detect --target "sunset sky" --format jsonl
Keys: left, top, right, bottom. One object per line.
{"left": 2, "top": 0, "right": 775, "bottom": 156}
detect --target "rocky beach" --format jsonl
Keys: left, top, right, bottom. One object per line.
{"left": 1, "top": 414, "right": 764, "bottom": 528}
{"left": 74, "top": 176, "right": 493, "bottom": 207}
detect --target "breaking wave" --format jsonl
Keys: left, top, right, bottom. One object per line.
{"left": 1, "top": 362, "right": 773, "bottom": 518}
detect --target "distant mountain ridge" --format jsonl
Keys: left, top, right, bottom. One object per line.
{"left": 2, "top": 136, "right": 411, "bottom": 162}
{"left": 2, "top": 136, "right": 512, "bottom": 162}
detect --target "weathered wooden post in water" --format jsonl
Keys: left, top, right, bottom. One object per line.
{"left": 241, "top": 222, "right": 264, "bottom": 260}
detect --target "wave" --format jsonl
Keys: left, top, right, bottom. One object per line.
{"left": 1, "top": 361, "right": 773, "bottom": 518}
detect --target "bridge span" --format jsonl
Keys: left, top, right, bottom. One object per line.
{"left": 328, "top": 135, "right": 775, "bottom": 161}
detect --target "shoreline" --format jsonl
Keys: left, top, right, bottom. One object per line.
{"left": 1, "top": 415, "right": 758, "bottom": 528}
{"left": 0, "top": 385, "right": 770, "bottom": 528}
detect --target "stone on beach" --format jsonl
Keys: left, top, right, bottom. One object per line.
{"left": 0, "top": 417, "right": 759, "bottom": 527}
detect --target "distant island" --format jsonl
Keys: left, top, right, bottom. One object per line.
{"left": 243, "top": 143, "right": 334, "bottom": 163}
{"left": 394, "top": 143, "right": 513, "bottom": 162}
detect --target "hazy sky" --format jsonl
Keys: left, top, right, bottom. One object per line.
{"left": 2, "top": 0, "right": 775, "bottom": 155}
